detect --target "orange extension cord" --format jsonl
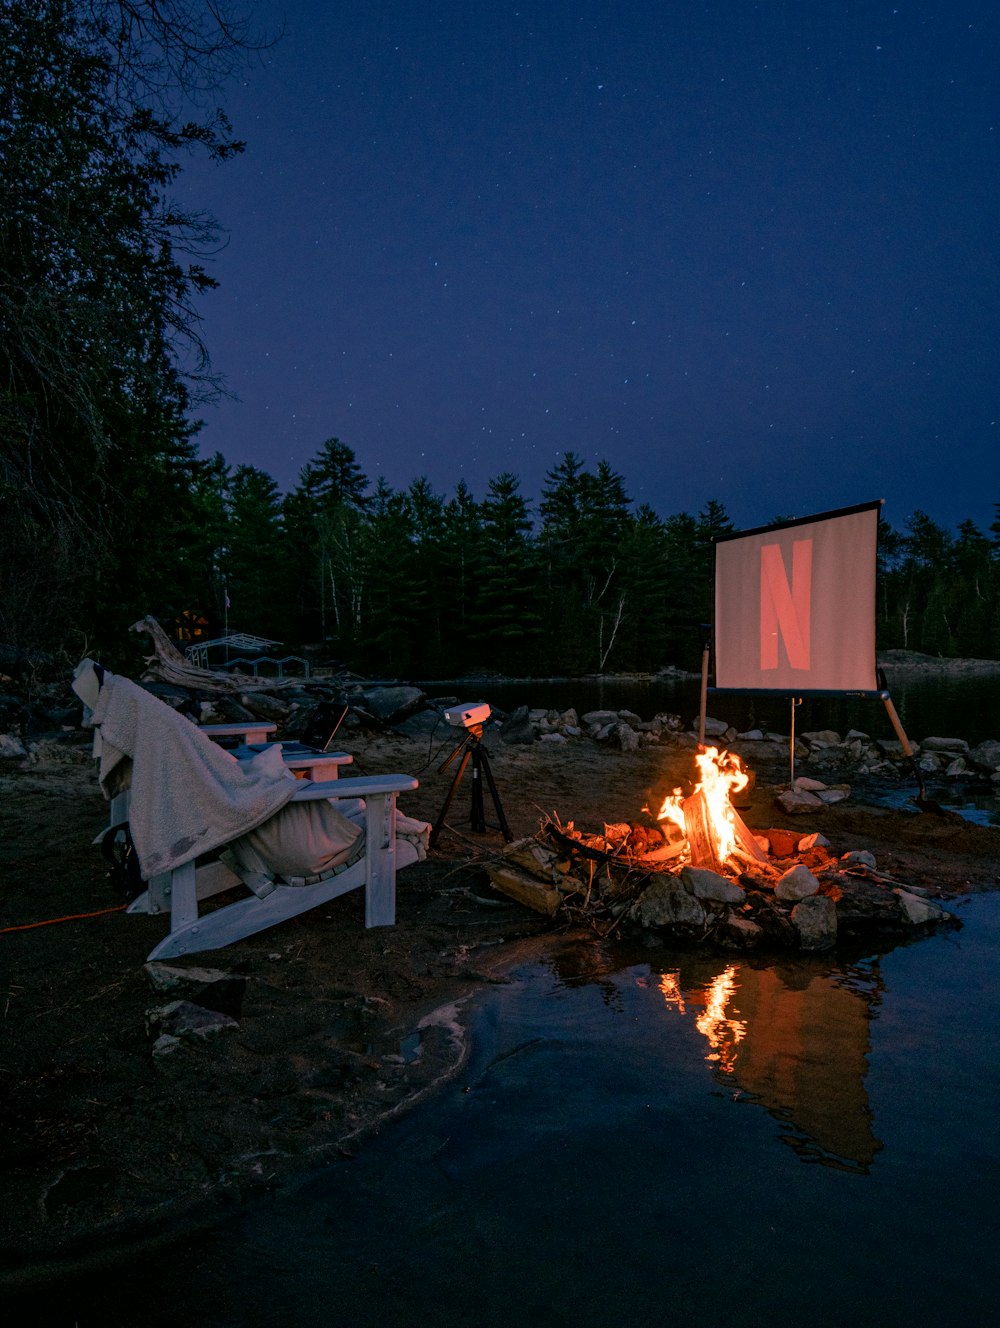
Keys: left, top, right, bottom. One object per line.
{"left": 0, "top": 904, "right": 128, "bottom": 934}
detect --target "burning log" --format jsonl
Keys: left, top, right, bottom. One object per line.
{"left": 682, "top": 789, "right": 724, "bottom": 874}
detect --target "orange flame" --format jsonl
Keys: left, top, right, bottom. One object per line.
{"left": 655, "top": 746, "right": 749, "bottom": 863}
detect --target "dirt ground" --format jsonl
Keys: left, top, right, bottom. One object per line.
{"left": 2, "top": 726, "right": 998, "bottom": 1283}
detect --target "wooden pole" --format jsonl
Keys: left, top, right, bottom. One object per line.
{"left": 698, "top": 640, "right": 710, "bottom": 748}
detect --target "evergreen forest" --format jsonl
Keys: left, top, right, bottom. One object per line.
{"left": 3, "top": 2, "right": 999, "bottom": 680}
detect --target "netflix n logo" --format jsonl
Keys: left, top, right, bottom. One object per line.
{"left": 760, "top": 540, "right": 812, "bottom": 672}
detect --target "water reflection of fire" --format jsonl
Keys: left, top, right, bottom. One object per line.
{"left": 654, "top": 746, "right": 753, "bottom": 870}
{"left": 651, "top": 960, "right": 882, "bottom": 1171}
{"left": 659, "top": 966, "right": 747, "bottom": 1072}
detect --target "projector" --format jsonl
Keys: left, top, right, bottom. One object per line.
{"left": 444, "top": 701, "right": 492, "bottom": 728}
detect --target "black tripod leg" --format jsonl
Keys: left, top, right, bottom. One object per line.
{"left": 429, "top": 743, "right": 472, "bottom": 848}
{"left": 478, "top": 746, "right": 513, "bottom": 842}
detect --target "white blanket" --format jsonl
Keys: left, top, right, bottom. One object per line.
{"left": 85, "top": 673, "right": 298, "bottom": 878}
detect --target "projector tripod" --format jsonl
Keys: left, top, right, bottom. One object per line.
{"left": 429, "top": 722, "right": 513, "bottom": 849}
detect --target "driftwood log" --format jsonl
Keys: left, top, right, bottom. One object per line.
{"left": 130, "top": 617, "right": 304, "bottom": 694}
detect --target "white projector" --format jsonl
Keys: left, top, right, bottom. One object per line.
{"left": 444, "top": 701, "right": 492, "bottom": 728}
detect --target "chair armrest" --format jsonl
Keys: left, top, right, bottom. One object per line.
{"left": 202, "top": 722, "right": 278, "bottom": 742}
{"left": 290, "top": 774, "right": 418, "bottom": 801}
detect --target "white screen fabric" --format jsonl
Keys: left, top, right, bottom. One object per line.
{"left": 714, "top": 503, "right": 880, "bottom": 692}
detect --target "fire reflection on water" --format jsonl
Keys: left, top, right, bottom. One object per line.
{"left": 655, "top": 959, "right": 883, "bottom": 1172}
{"left": 660, "top": 967, "right": 747, "bottom": 1074}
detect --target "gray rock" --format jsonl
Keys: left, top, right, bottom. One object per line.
{"left": 144, "top": 962, "right": 234, "bottom": 992}
{"left": 500, "top": 705, "right": 535, "bottom": 744}
{"left": 146, "top": 1000, "right": 239, "bottom": 1041}
{"left": 844, "top": 728, "right": 871, "bottom": 742}
{"left": 240, "top": 691, "right": 292, "bottom": 722}
{"left": 539, "top": 731, "right": 568, "bottom": 744}
{"left": 635, "top": 876, "right": 707, "bottom": 929}
{"left": 653, "top": 712, "right": 683, "bottom": 732}
{"left": 737, "top": 728, "right": 765, "bottom": 740}
{"left": 776, "top": 788, "right": 825, "bottom": 814}
{"left": 841, "top": 849, "right": 877, "bottom": 869}
{"left": 918, "top": 753, "right": 942, "bottom": 773}
{"left": 816, "top": 786, "right": 851, "bottom": 804}
{"left": 876, "top": 739, "right": 908, "bottom": 758}
{"left": 797, "top": 831, "right": 831, "bottom": 851}
{"left": 920, "top": 735, "right": 969, "bottom": 753}
{"left": 945, "top": 757, "right": 967, "bottom": 776}
{"left": 792, "top": 894, "right": 838, "bottom": 950}
{"left": 896, "top": 890, "right": 952, "bottom": 925}
{"left": 719, "top": 914, "right": 764, "bottom": 948}
{"left": 395, "top": 709, "right": 448, "bottom": 738}
{"left": 680, "top": 865, "right": 745, "bottom": 904}
{"left": 581, "top": 709, "right": 621, "bottom": 727}
{"left": 0, "top": 733, "right": 27, "bottom": 758}
{"left": 801, "top": 729, "right": 842, "bottom": 747}
{"left": 776, "top": 863, "right": 821, "bottom": 901}
{"left": 561, "top": 707, "right": 580, "bottom": 728}
{"left": 613, "top": 722, "right": 640, "bottom": 753}
{"left": 211, "top": 696, "right": 258, "bottom": 723}
{"left": 359, "top": 685, "right": 425, "bottom": 723}
{"left": 702, "top": 715, "right": 730, "bottom": 737}
{"left": 968, "top": 739, "right": 1000, "bottom": 772}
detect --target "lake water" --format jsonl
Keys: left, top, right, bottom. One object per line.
{"left": 20, "top": 892, "right": 1000, "bottom": 1327}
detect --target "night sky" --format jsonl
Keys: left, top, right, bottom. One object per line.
{"left": 175, "top": 1, "right": 999, "bottom": 534}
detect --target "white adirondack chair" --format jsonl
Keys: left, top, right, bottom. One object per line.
{"left": 73, "top": 660, "right": 426, "bottom": 962}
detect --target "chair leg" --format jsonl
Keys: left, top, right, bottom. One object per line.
{"left": 364, "top": 791, "right": 397, "bottom": 927}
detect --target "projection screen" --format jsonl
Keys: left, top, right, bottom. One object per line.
{"left": 713, "top": 500, "right": 882, "bottom": 694}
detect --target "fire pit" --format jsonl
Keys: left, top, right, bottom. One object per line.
{"left": 484, "top": 747, "right": 958, "bottom": 952}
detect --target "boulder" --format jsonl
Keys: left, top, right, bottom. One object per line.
{"left": 920, "top": 735, "right": 969, "bottom": 754}
{"left": 816, "top": 785, "right": 851, "bottom": 804}
{"left": 0, "top": 733, "right": 27, "bottom": 759}
{"left": 240, "top": 690, "right": 291, "bottom": 722}
{"left": 582, "top": 709, "right": 620, "bottom": 728}
{"left": 613, "top": 722, "right": 640, "bottom": 753}
{"left": 764, "top": 827, "right": 799, "bottom": 857}
{"left": 797, "top": 831, "right": 831, "bottom": 851}
{"left": 635, "top": 876, "right": 707, "bottom": 929}
{"left": 841, "top": 849, "right": 877, "bottom": 869}
{"left": 792, "top": 894, "right": 838, "bottom": 950}
{"left": 499, "top": 705, "right": 535, "bottom": 744}
{"left": 719, "top": 914, "right": 765, "bottom": 949}
{"left": 968, "top": 739, "right": 1000, "bottom": 772}
{"left": 146, "top": 999, "right": 239, "bottom": 1042}
{"left": 800, "top": 729, "right": 842, "bottom": 748}
{"left": 359, "top": 685, "right": 424, "bottom": 724}
{"left": 394, "top": 708, "right": 447, "bottom": 738}
{"left": 680, "top": 865, "right": 745, "bottom": 904}
{"left": 776, "top": 788, "right": 825, "bottom": 815}
{"left": 895, "top": 890, "right": 953, "bottom": 925}
{"left": 702, "top": 715, "right": 730, "bottom": 737}
{"left": 775, "top": 863, "right": 820, "bottom": 901}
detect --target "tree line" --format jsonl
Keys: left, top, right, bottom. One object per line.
{"left": 44, "top": 432, "right": 1000, "bottom": 678}
{"left": 3, "top": 3, "right": 998, "bottom": 678}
